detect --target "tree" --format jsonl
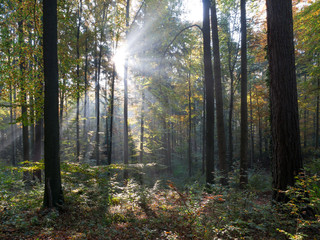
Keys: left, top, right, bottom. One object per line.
{"left": 43, "top": 0, "right": 64, "bottom": 208}
{"left": 211, "top": 0, "right": 227, "bottom": 185}
{"left": 239, "top": 0, "right": 248, "bottom": 188}
{"left": 266, "top": 0, "right": 303, "bottom": 202}
{"left": 203, "top": 0, "right": 215, "bottom": 185}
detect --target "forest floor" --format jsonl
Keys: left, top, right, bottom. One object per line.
{"left": 0, "top": 163, "right": 320, "bottom": 239}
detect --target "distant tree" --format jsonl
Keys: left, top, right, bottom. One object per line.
{"left": 75, "top": 0, "right": 82, "bottom": 162}
{"left": 239, "top": 0, "right": 248, "bottom": 188}
{"left": 43, "top": 0, "right": 64, "bottom": 208}
{"left": 123, "top": 0, "right": 130, "bottom": 179}
{"left": 266, "top": 0, "right": 303, "bottom": 202}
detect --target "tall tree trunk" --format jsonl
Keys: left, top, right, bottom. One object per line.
{"left": 249, "top": 85, "right": 254, "bottom": 167}
{"left": 140, "top": 90, "right": 145, "bottom": 163}
{"left": 76, "top": 0, "right": 82, "bottom": 162}
{"left": 203, "top": 0, "right": 215, "bottom": 185}
{"left": 316, "top": 78, "right": 319, "bottom": 149}
{"left": 10, "top": 82, "right": 16, "bottom": 166}
{"left": 123, "top": 0, "right": 130, "bottom": 179}
{"left": 94, "top": 33, "right": 100, "bottom": 165}
{"left": 188, "top": 70, "right": 192, "bottom": 177}
{"left": 8, "top": 51, "right": 16, "bottom": 166}
{"left": 202, "top": 84, "right": 206, "bottom": 175}
{"left": 83, "top": 27, "right": 89, "bottom": 152}
{"left": 43, "top": 0, "right": 64, "bottom": 208}
{"left": 303, "top": 75, "right": 307, "bottom": 148}
{"left": 107, "top": 62, "right": 116, "bottom": 165}
{"left": 240, "top": 0, "right": 248, "bottom": 188}
{"left": 19, "top": 2, "right": 30, "bottom": 182}
{"left": 211, "top": 0, "right": 227, "bottom": 185}
{"left": 267, "top": 0, "right": 303, "bottom": 202}
{"left": 59, "top": 77, "right": 66, "bottom": 126}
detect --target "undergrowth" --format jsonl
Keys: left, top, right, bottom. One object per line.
{"left": 0, "top": 163, "right": 319, "bottom": 239}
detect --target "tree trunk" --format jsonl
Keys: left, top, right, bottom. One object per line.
{"left": 19, "top": 3, "right": 30, "bottom": 182}
{"left": 202, "top": 85, "right": 206, "bottom": 175}
{"left": 203, "top": 0, "right": 215, "bottom": 185}
{"left": 249, "top": 85, "right": 254, "bottom": 168}
{"left": 188, "top": 70, "right": 192, "bottom": 177}
{"left": 10, "top": 82, "right": 16, "bottom": 166}
{"left": 316, "top": 78, "right": 319, "bottom": 149}
{"left": 211, "top": 0, "right": 227, "bottom": 185}
{"left": 107, "top": 62, "right": 116, "bottom": 165}
{"left": 140, "top": 90, "right": 145, "bottom": 163}
{"left": 266, "top": 0, "right": 303, "bottom": 202}
{"left": 43, "top": 0, "right": 64, "bottom": 208}
{"left": 83, "top": 27, "right": 89, "bottom": 153}
{"left": 240, "top": 0, "right": 248, "bottom": 188}
{"left": 123, "top": 0, "right": 130, "bottom": 179}
{"left": 94, "top": 34, "right": 100, "bottom": 165}
{"left": 76, "top": 0, "right": 82, "bottom": 162}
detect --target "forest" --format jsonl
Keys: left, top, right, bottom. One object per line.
{"left": 0, "top": 0, "right": 319, "bottom": 239}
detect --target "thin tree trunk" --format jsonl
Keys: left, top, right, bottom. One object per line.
{"left": 202, "top": 85, "right": 206, "bottom": 175}
{"left": 83, "top": 27, "right": 89, "bottom": 150}
{"left": 10, "top": 82, "right": 16, "bottom": 166}
{"left": 188, "top": 70, "right": 192, "bottom": 177}
{"left": 107, "top": 62, "right": 115, "bottom": 165}
{"left": 76, "top": 0, "right": 82, "bottom": 162}
{"left": 240, "top": 0, "right": 248, "bottom": 188}
{"left": 316, "top": 78, "right": 319, "bottom": 149}
{"left": 123, "top": 0, "right": 130, "bottom": 179}
{"left": 140, "top": 90, "right": 145, "bottom": 163}
{"left": 249, "top": 85, "right": 254, "bottom": 167}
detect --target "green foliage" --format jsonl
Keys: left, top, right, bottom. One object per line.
{"left": 276, "top": 173, "right": 320, "bottom": 239}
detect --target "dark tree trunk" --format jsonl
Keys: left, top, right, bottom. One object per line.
{"left": 43, "top": 0, "right": 64, "bottom": 208}
{"left": 94, "top": 35, "right": 100, "bottom": 165}
{"left": 266, "top": 0, "right": 303, "bottom": 202}
{"left": 316, "top": 78, "right": 319, "bottom": 149}
{"left": 10, "top": 82, "right": 16, "bottom": 166}
{"left": 249, "top": 86, "right": 254, "bottom": 168}
{"left": 123, "top": 0, "right": 130, "bottom": 179}
{"left": 240, "top": 0, "right": 248, "bottom": 188}
{"left": 203, "top": 0, "right": 215, "bottom": 185}
{"left": 211, "top": 0, "right": 227, "bottom": 185}
{"left": 140, "top": 90, "right": 145, "bottom": 163}
{"left": 76, "top": 0, "right": 82, "bottom": 162}
{"left": 202, "top": 85, "right": 206, "bottom": 175}
{"left": 107, "top": 62, "right": 115, "bottom": 165}
{"left": 8, "top": 52, "right": 16, "bottom": 166}
{"left": 19, "top": 3, "right": 30, "bottom": 182}
{"left": 83, "top": 27, "right": 89, "bottom": 150}
{"left": 59, "top": 77, "right": 66, "bottom": 126}
{"left": 188, "top": 71, "right": 192, "bottom": 177}
{"left": 303, "top": 75, "right": 307, "bottom": 148}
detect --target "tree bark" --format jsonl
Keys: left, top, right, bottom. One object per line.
{"left": 123, "top": 0, "right": 130, "bottom": 179}
{"left": 76, "top": 0, "right": 82, "bottom": 162}
{"left": 43, "top": 0, "right": 64, "bottom": 208}
{"left": 267, "top": 0, "right": 303, "bottom": 202}
{"left": 211, "top": 0, "right": 227, "bottom": 185}
{"left": 188, "top": 70, "right": 192, "bottom": 177}
{"left": 240, "top": 0, "right": 248, "bottom": 188}
{"left": 316, "top": 78, "right": 319, "bottom": 149}
{"left": 203, "top": 0, "right": 215, "bottom": 185}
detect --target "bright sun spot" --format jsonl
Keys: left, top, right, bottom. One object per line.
{"left": 182, "top": 0, "right": 203, "bottom": 23}
{"left": 113, "top": 44, "right": 127, "bottom": 79}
